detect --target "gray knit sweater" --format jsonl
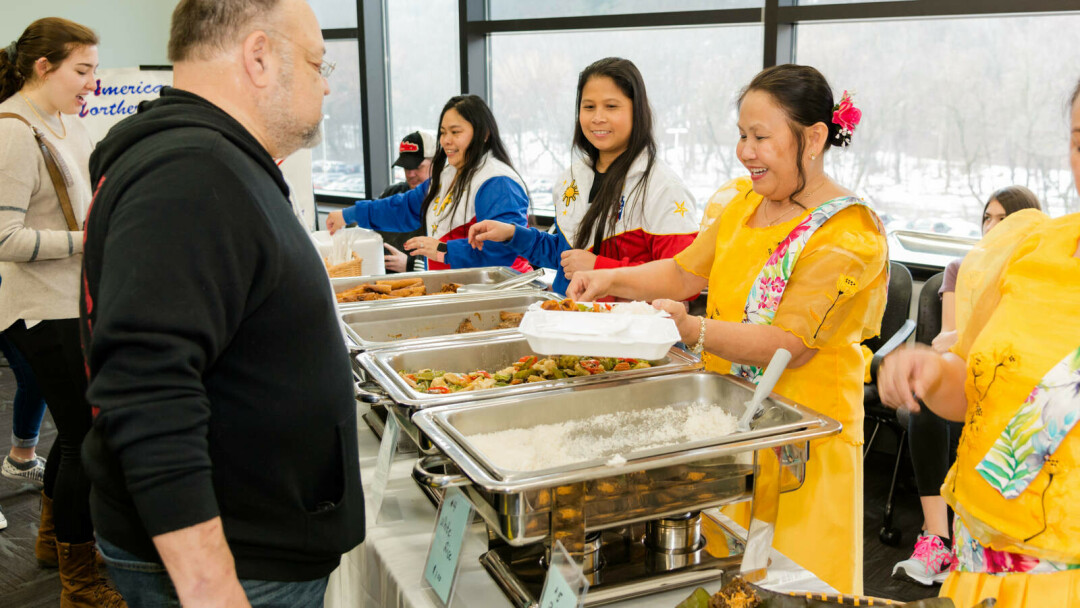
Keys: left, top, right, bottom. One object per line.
{"left": 0, "top": 93, "right": 93, "bottom": 330}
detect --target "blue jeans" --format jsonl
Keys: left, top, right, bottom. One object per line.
{"left": 0, "top": 332, "right": 47, "bottom": 448}
{"left": 96, "top": 536, "right": 329, "bottom": 608}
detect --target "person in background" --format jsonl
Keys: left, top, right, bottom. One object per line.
{"left": 893, "top": 185, "right": 1042, "bottom": 586}
{"left": 0, "top": 325, "right": 47, "bottom": 534}
{"left": 468, "top": 57, "right": 698, "bottom": 296}
{"left": 80, "top": 0, "right": 365, "bottom": 606}
{"left": 325, "top": 94, "right": 532, "bottom": 272}
{"left": 379, "top": 129, "right": 435, "bottom": 272}
{"left": 0, "top": 17, "right": 126, "bottom": 606}
{"left": 878, "top": 79, "right": 1080, "bottom": 608}
{"left": 1, "top": 329, "right": 48, "bottom": 487}
{"left": 931, "top": 187, "right": 1042, "bottom": 355}
{"left": 566, "top": 65, "right": 887, "bottom": 594}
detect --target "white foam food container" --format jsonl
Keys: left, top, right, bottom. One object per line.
{"left": 310, "top": 227, "right": 386, "bottom": 276}
{"left": 518, "top": 307, "right": 681, "bottom": 359}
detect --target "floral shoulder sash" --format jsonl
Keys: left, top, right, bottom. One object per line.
{"left": 730, "top": 196, "right": 877, "bottom": 383}
{"left": 976, "top": 345, "right": 1080, "bottom": 499}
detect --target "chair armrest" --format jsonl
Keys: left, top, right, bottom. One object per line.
{"left": 870, "top": 319, "right": 916, "bottom": 380}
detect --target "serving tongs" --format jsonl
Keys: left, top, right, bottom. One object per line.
{"left": 456, "top": 268, "right": 544, "bottom": 294}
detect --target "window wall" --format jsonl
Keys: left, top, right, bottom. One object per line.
{"left": 797, "top": 13, "right": 1080, "bottom": 235}
{"left": 488, "top": 0, "right": 761, "bottom": 20}
{"left": 468, "top": 0, "right": 1080, "bottom": 232}
{"left": 310, "top": 0, "right": 460, "bottom": 202}
{"left": 308, "top": 0, "right": 1080, "bottom": 235}
{"left": 386, "top": 0, "right": 460, "bottom": 190}
{"left": 313, "top": 39, "right": 366, "bottom": 198}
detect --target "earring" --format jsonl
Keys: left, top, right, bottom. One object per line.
{"left": 810, "top": 153, "right": 817, "bottom": 161}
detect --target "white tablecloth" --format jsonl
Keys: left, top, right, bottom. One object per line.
{"left": 325, "top": 408, "right": 835, "bottom": 607}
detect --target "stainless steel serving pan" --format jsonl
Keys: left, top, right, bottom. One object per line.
{"left": 339, "top": 290, "right": 560, "bottom": 351}
{"left": 358, "top": 333, "right": 699, "bottom": 411}
{"left": 412, "top": 372, "right": 841, "bottom": 546}
{"left": 332, "top": 266, "right": 547, "bottom": 309}
{"left": 359, "top": 333, "right": 699, "bottom": 451}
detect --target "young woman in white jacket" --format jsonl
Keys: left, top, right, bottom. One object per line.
{"left": 468, "top": 57, "right": 698, "bottom": 296}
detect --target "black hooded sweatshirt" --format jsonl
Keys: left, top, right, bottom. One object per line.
{"left": 80, "top": 87, "right": 364, "bottom": 581}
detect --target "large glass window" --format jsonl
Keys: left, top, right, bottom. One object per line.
{"left": 491, "top": 26, "right": 763, "bottom": 217}
{"left": 314, "top": 39, "right": 366, "bottom": 198}
{"left": 386, "top": 0, "right": 460, "bottom": 192}
{"left": 309, "top": 0, "right": 358, "bottom": 29}
{"left": 796, "top": 0, "right": 911, "bottom": 5}
{"left": 488, "top": 1, "right": 762, "bottom": 20}
{"left": 796, "top": 14, "right": 1080, "bottom": 237}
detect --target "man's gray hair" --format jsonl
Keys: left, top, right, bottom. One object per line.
{"left": 168, "top": 0, "right": 285, "bottom": 62}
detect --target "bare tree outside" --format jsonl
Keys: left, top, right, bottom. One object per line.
{"left": 798, "top": 15, "right": 1080, "bottom": 233}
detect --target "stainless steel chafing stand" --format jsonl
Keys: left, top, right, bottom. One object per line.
{"left": 332, "top": 266, "right": 547, "bottom": 309}
{"left": 340, "top": 290, "right": 561, "bottom": 354}
{"left": 357, "top": 333, "right": 700, "bottom": 454}
{"left": 411, "top": 371, "right": 842, "bottom": 607}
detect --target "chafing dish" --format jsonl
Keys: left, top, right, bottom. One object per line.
{"left": 332, "top": 266, "right": 547, "bottom": 308}
{"left": 358, "top": 333, "right": 700, "bottom": 450}
{"left": 339, "top": 290, "right": 560, "bottom": 352}
{"left": 412, "top": 372, "right": 841, "bottom": 607}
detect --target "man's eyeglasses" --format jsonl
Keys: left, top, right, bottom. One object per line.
{"left": 315, "top": 58, "right": 336, "bottom": 80}
{"left": 269, "top": 30, "right": 335, "bottom": 79}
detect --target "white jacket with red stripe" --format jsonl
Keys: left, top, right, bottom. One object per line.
{"left": 508, "top": 151, "right": 698, "bottom": 294}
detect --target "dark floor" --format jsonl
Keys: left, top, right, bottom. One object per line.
{"left": 862, "top": 443, "right": 939, "bottom": 602}
{"left": 0, "top": 359, "right": 61, "bottom": 607}
{"left": 0, "top": 362, "right": 940, "bottom": 607}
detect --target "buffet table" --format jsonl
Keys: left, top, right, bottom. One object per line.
{"left": 324, "top": 404, "right": 835, "bottom": 608}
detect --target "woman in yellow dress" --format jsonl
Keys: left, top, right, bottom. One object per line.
{"left": 568, "top": 64, "right": 888, "bottom": 595}
{"left": 878, "top": 82, "right": 1080, "bottom": 607}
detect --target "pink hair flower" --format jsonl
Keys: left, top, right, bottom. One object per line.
{"left": 832, "top": 90, "right": 861, "bottom": 144}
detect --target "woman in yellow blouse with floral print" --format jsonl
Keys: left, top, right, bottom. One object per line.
{"left": 878, "top": 82, "right": 1080, "bottom": 608}
{"left": 568, "top": 64, "right": 888, "bottom": 595}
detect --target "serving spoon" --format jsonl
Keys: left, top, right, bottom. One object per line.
{"left": 736, "top": 348, "right": 792, "bottom": 432}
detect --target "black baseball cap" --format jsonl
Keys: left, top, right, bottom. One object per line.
{"left": 392, "top": 130, "right": 436, "bottom": 170}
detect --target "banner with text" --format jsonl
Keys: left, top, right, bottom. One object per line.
{"left": 77, "top": 67, "right": 315, "bottom": 230}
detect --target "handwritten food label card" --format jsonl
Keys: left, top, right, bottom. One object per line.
{"left": 539, "top": 540, "right": 589, "bottom": 608}
{"left": 369, "top": 412, "right": 400, "bottom": 520}
{"left": 422, "top": 487, "right": 473, "bottom": 606}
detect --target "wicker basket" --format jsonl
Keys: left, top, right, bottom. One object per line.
{"left": 326, "top": 257, "right": 364, "bottom": 278}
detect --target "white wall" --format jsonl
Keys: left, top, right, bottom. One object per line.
{"left": 0, "top": 1, "right": 174, "bottom": 70}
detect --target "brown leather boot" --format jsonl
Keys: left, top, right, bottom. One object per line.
{"left": 35, "top": 491, "right": 59, "bottom": 568}
{"left": 57, "top": 541, "right": 128, "bottom": 608}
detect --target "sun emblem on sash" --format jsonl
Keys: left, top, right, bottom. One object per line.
{"left": 435, "top": 193, "right": 452, "bottom": 216}
{"left": 673, "top": 201, "right": 688, "bottom": 217}
{"left": 562, "top": 180, "right": 579, "bottom": 209}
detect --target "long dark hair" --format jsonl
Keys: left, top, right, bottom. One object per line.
{"left": 572, "top": 57, "right": 657, "bottom": 252}
{"left": 0, "top": 17, "right": 99, "bottom": 104}
{"left": 421, "top": 95, "right": 518, "bottom": 228}
{"left": 984, "top": 185, "right": 1041, "bottom": 218}
{"left": 738, "top": 64, "right": 848, "bottom": 205}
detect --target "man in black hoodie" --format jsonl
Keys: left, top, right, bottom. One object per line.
{"left": 79, "top": 1, "right": 364, "bottom": 606}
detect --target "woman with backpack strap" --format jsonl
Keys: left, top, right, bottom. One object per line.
{"left": 0, "top": 17, "right": 126, "bottom": 608}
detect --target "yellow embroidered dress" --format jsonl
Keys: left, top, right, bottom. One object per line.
{"left": 674, "top": 177, "right": 888, "bottom": 594}
{"left": 939, "top": 211, "right": 1080, "bottom": 607}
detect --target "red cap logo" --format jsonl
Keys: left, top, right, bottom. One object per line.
{"left": 399, "top": 141, "right": 420, "bottom": 153}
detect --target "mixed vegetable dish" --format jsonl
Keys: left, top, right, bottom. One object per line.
{"left": 398, "top": 354, "right": 656, "bottom": 394}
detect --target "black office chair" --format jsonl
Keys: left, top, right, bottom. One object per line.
{"left": 863, "top": 261, "right": 916, "bottom": 546}
{"left": 915, "top": 272, "right": 944, "bottom": 345}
